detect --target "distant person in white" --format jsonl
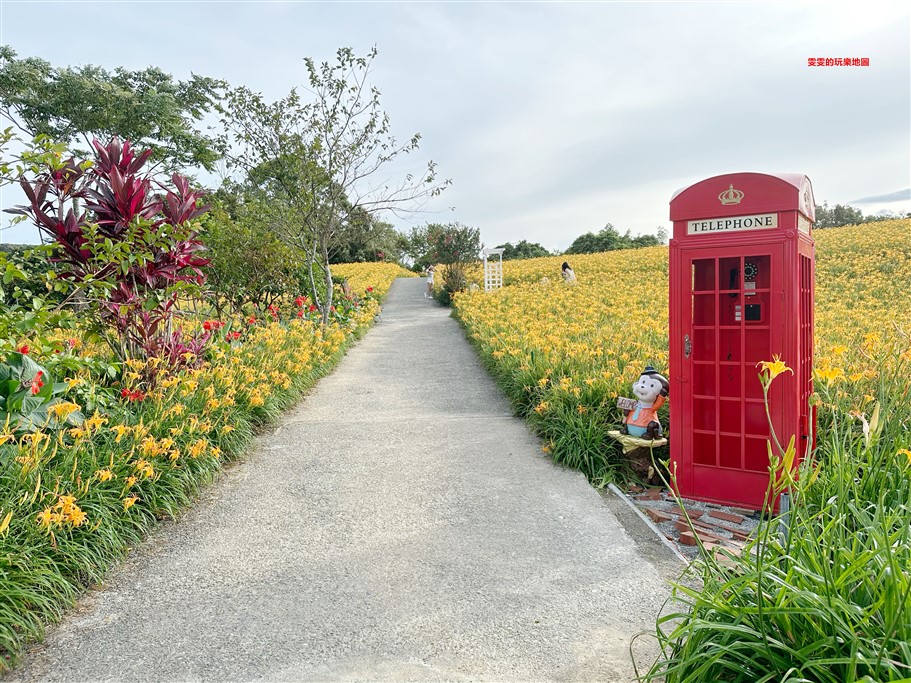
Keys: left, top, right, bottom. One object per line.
{"left": 561, "top": 261, "right": 576, "bottom": 283}
{"left": 425, "top": 265, "right": 435, "bottom": 298}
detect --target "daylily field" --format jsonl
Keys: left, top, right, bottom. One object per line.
{"left": 451, "top": 219, "right": 911, "bottom": 483}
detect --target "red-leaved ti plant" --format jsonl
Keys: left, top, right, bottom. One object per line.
{"left": 7, "top": 138, "right": 212, "bottom": 380}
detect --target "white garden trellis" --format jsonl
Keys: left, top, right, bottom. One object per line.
{"left": 481, "top": 248, "right": 504, "bottom": 292}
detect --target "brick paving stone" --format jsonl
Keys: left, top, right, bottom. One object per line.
{"left": 628, "top": 485, "right": 644, "bottom": 493}
{"left": 636, "top": 491, "right": 662, "bottom": 501}
{"left": 731, "top": 507, "right": 758, "bottom": 517}
{"left": 678, "top": 531, "right": 698, "bottom": 546}
{"left": 674, "top": 519, "right": 722, "bottom": 535}
{"left": 712, "top": 522, "right": 753, "bottom": 541}
{"left": 713, "top": 548, "right": 739, "bottom": 567}
{"left": 678, "top": 530, "right": 728, "bottom": 546}
{"left": 693, "top": 528, "right": 728, "bottom": 544}
{"left": 684, "top": 520, "right": 722, "bottom": 534}
{"left": 645, "top": 508, "right": 673, "bottom": 524}
{"left": 708, "top": 510, "right": 745, "bottom": 524}
{"left": 667, "top": 506, "right": 702, "bottom": 520}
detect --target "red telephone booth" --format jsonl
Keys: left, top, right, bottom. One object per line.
{"left": 668, "top": 173, "right": 815, "bottom": 510}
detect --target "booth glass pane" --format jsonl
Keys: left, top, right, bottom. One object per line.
{"left": 745, "top": 373, "right": 765, "bottom": 400}
{"left": 693, "top": 294, "right": 715, "bottom": 326}
{"left": 719, "top": 294, "right": 741, "bottom": 326}
{"left": 719, "top": 329, "right": 741, "bottom": 362}
{"left": 719, "top": 257, "right": 741, "bottom": 292}
{"left": 694, "top": 399, "right": 716, "bottom": 431}
{"left": 719, "top": 399, "right": 742, "bottom": 434}
{"left": 692, "top": 363, "right": 715, "bottom": 396}
{"left": 744, "top": 400, "right": 768, "bottom": 436}
{"left": 744, "top": 436, "right": 768, "bottom": 472}
{"left": 692, "top": 259, "right": 715, "bottom": 292}
{"left": 693, "top": 431, "right": 716, "bottom": 465}
{"left": 719, "top": 364, "right": 742, "bottom": 397}
{"left": 719, "top": 435, "right": 741, "bottom": 469}
{"left": 745, "top": 327, "right": 770, "bottom": 363}
{"left": 692, "top": 329, "right": 715, "bottom": 361}
{"left": 746, "top": 255, "right": 771, "bottom": 289}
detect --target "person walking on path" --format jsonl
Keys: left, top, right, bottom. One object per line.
{"left": 562, "top": 261, "right": 576, "bottom": 283}
{"left": 425, "top": 265, "right": 435, "bottom": 298}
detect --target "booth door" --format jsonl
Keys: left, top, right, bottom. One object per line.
{"left": 683, "top": 247, "right": 783, "bottom": 508}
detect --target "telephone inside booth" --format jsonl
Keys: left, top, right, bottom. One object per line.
{"left": 722, "top": 256, "right": 769, "bottom": 326}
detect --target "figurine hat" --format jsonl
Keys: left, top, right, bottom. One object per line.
{"left": 641, "top": 365, "right": 660, "bottom": 375}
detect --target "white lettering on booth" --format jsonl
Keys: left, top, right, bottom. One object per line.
{"left": 687, "top": 213, "right": 778, "bottom": 235}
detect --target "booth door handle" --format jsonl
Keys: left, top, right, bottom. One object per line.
{"left": 684, "top": 334, "right": 692, "bottom": 358}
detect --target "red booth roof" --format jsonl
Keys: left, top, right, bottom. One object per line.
{"left": 670, "top": 172, "right": 815, "bottom": 222}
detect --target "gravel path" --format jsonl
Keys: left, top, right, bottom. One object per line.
{"left": 9, "top": 278, "right": 675, "bottom": 682}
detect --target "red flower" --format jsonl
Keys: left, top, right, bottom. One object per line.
{"left": 366, "top": 287, "right": 374, "bottom": 293}
{"left": 30, "top": 371, "right": 44, "bottom": 395}
{"left": 225, "top": 331, "right": 242, "bottom": 342}
{"left": 121, "top": 388, "right": 145, "bottom": 402}
{"left": 247, "top": 316, "right": 256, "bottom": 325}
{"left": 203, "top": 320, "right": 224, "bottom": 332}
{"left": 67, "top": 338, "right": 78, "bottom": 349}
{"left": 294, "top": 296, "right": 306, "bottom": 307}
{"left": 17, "top": 345, "right": 29, "bottom": 355}
{"left": 297, "top": 310, "right": 304, "bottom": 317}
{"left": 308, "top": 305, "right": 318, "bottom": 312}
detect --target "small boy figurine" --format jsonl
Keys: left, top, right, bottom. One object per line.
{"left": 620, "top": 366, "right": 669, "bottom": 440}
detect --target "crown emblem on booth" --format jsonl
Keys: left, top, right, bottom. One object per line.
{"left": 718, "top": 183, "right": 745, "bottom": 205}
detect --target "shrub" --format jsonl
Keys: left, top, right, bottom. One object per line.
{"left": 7, "top": 137, "right": 211, "bottom": 371}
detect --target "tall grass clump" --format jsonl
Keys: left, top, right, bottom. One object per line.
{"left": 645, "top": 342, "right": 911, "bottom": 682}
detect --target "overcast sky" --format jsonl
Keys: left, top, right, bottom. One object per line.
{"left": 1, "top": 0, "right": 908, "bottom": 250}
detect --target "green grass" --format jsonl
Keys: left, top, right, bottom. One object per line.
{"left": 642, "top": 350, "right": 911, "bottom": 682}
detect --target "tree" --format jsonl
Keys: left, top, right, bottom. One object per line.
{"left": 201, "top": 190, "right": 311, "bottom": 314}
{"left": 219, "top": 47, "right": 449, "bottom": 324}
{"left": 0, "top": 45, "right": 223, "bottom": 173}
{"left": 496, "top": 240, "right": 551, "bottom": 260}
{"left": 566, "top": 224, "right": 625, "bottom": 254}
{"left": 814, "top": 201, "right": 865, "bottom": 228}
{"left": 425, "top": 223, "right": 481, "bottom": 265}
{"left": 402, "top": 225, "right": 432, "bottom": 270}
{"left": 328, "top": 208, "right": 403, "bottom": 264}
{"left": 565, "top": 223, "right": 663, "bottom": 254}
{"left": 422, "top": 222, "right": 481, "bottom": 304}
